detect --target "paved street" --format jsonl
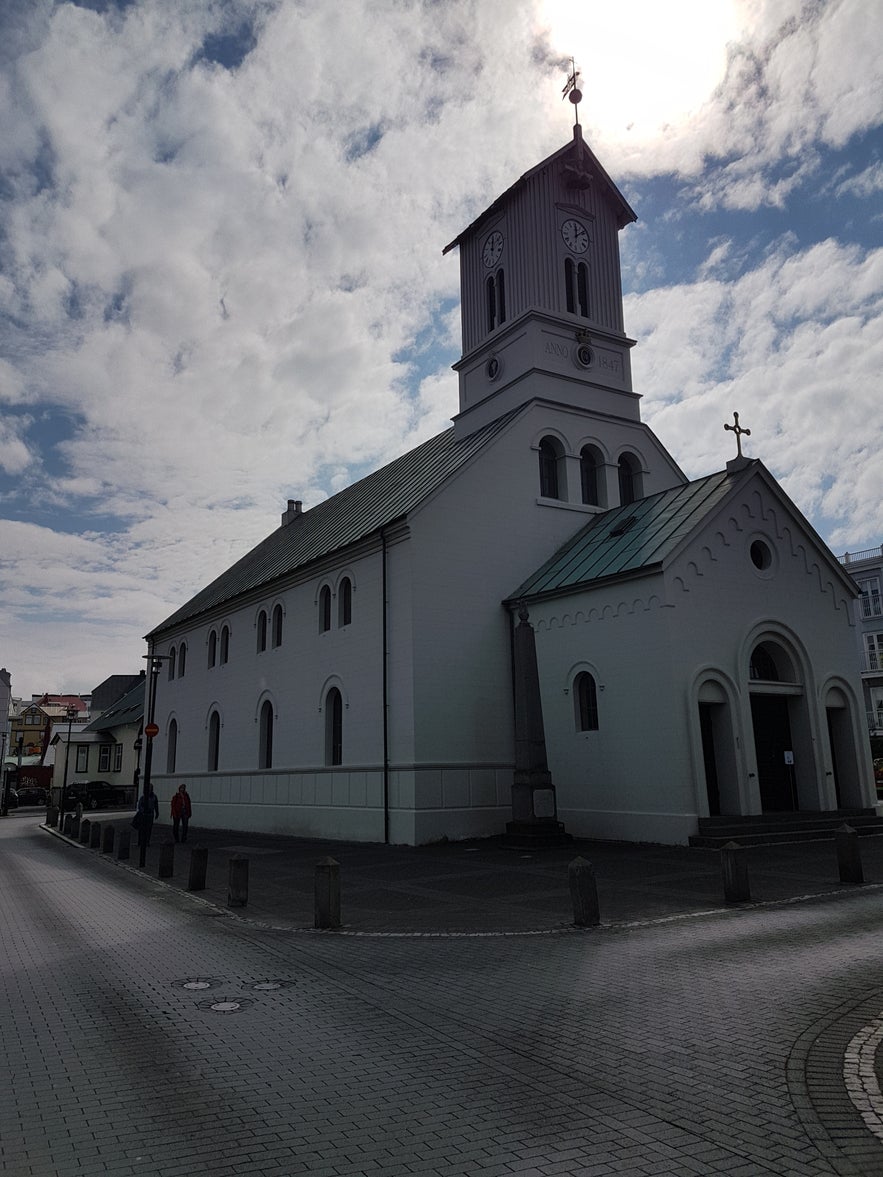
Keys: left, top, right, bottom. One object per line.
{"left": 3, "top": 811, "right": 883, "bottom": 1176}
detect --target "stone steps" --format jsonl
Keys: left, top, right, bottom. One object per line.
{"left": 689, "top": 809, "right": 883, "bottom": 848}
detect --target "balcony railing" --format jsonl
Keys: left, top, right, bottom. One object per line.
{"left": 840, "top": 546, "right": 883, "bottom": 566}
{"left": 867, "top": 710, "right": 883, "bottom": 733}
{"left": 861, "top": 654, "right": 883, "bottom": 674}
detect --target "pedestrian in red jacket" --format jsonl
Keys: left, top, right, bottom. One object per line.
{"left": 170, "top": 784, "right": 192, "bottom": 843}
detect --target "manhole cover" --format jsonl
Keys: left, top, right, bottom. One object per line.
{"left": 173, "top": 977, "right": 223, "bottom": 991}
{"left": 196, "top": 997, "right": 252, "bottom": 1013}
{"left": 250, "top": 980, "right": 295, "bottom": 991}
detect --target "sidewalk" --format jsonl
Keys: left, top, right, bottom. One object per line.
{"left": 45, "top": 814, "right": 883, "bottom": 934}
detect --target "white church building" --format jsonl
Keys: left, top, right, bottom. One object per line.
{"left": 146, "top": 120, "right": 876, "bottom": 845}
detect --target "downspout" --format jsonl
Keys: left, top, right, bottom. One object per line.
{"left": 382, "top": 527, "right": 390, "bottom": 844}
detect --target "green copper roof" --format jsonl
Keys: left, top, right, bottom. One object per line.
{"left": 508, "top": 468, "right": 738, "bottom": 602}
{"left": 83, "top": 678, "right": 145, "bottom": 732}
{"left": 148, "top": 408, "right": 522, "bottom": 638}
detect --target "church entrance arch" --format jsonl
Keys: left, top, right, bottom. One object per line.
{"left": 824, "top": 685, "right": 863, "bottom": 809}
{"left": 696, "top": 678, "right": 739, "bottom": 816}
{"left": 748, "top": 639, "right": 811, "bottom": 813}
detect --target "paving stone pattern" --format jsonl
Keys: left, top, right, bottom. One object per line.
{"left": 2, "top": 814, "right": 883, "bottom": 1175}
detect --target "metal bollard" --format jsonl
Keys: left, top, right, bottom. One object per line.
{"left": 46, "top": 805, "right": 59, "bottom": 828}
{"left": 568, "top": 856, "right": 601, "bottom": 927}
{"left": 836, "top": 823, "right": 864, "bottom": 885}
{"left": 79, "top": 818, "right": 91, "bottom": 845}
{"left": 116, "top": 829, "right": 131, "bottom": 861}
{"left": 721, "top": 841, "right": 751, "bottom": 903}
{"left": 69, "top": 815, "right": 80, "bottom": 840}
{"left": 228, "top": 854, "right": 249, "bottom": 907}
{"left": 158, "top": 840, "right": 175, "bottom": 879}
{"left": 63, "top": 813, "right": 74, "bottom": 837}
{"left": 101, "top": 824, "right": 115, "bottom": 854}
{"left": 90, "top": 822, "right": 101, "bottom": 849}
{"left": 314, "top": 857, "right": 341, "bottom": 929}
{"left": 188, "top": 845, "right": 208, "bottom": 892}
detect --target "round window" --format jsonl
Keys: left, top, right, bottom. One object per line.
{"left": 750, "top": 539, "right": 772, "bottom": 571}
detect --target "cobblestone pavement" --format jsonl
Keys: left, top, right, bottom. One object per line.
{"left": 2, "top": 811, "right": 883, "bottom": 1176}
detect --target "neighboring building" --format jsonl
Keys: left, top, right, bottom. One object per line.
{"left": 0, "top": 669, "right": 10, "bottom": 757}
{"left": 10, "top": 695, "right": 88, "bottom": 760}
{"left": 144, "top": 119, "right": 875, "bottom": 845}
{"left": 90, "top": 674, "right": 142, "bottom": 718}
{"left": 838, "top": 545, "right": 883, "bottom": 750}
{"left": 78, "top": 676, "right": 144, "bottom": 804}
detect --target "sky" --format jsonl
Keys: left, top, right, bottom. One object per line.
{"left": 1, "top": 0, "right": 881, "bottom": 700}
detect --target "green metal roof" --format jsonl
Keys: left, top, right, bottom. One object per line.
{"left": 83, "top": 678, "right": 145, "bottom": 732}
{"left": 508, "top": 468, "right": 738, "bottom": 602}
{"left": 149, "top": 408, "right": 523, "bottom": 638}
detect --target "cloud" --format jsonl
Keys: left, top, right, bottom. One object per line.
{"left": 0, "top": 0, "right": 881, "bottom": 697}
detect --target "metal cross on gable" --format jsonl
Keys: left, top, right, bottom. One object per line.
{"left": 724, "top": 411, "right": 751, "bottom": 458}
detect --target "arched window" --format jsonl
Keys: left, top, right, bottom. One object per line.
{"left": 580, "top": 446, "right": 602, "bottom": 506}
{"left": 319, "top": 585, "right": 332, "bottom": 633}
{"left": 259, "top": 700, "right": 274, "bottom": 769}
{"left": 178, "top": 643, "right": 187, "bottom": 677}
{"left": 338, "top": 578, "right": 352, "bottom": 627}
{"left": 207, "top": 711, "right": 220, "bottom": 772}
{"left": 325, "top": 687, "right": 343, "bottom": 766}
{"left": 486, "top": 269, "right": 506, "bottom": 332}
{"left": 272, "top": 604, "right": 284, "bottom": 648}
{"left": 256, "top": 610, "right": 267, "bottom": 653}
{"left": 750, "top": 644, "right": 780, "bottom": 682}
{"left": 565, "top": 259, "right": 589, "bottom": 318}
{"left": 166, "top": 719, "right": 178, "bottom": 773}
{"left": 207, "top": 631, "right": 217, "bottom": 668}
{"left": 538, "top": 436, "right": 563, "bottom": 500}
{"left": 575, "top": 672, "right": 599, "bottom": 732}
{"left": 219, "top": 625, "right": 230, "bottom": 665}
{"left": 618, "top": 453, "right": 642, "bottom": 506}
{"left": 168, "top": 646, "right": 176, "bottom": 680}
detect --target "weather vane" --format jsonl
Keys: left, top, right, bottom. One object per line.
{"left": 562, "top": 57, "right": 582, "bottom": 128}
{"left": 724, "top": 411, "right": 751, "bottom": 459}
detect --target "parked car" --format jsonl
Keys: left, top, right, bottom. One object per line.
{"left": 14, "top": 786, "right": 48, "bottom": 806}
{"left": 65, "top": 781, "right": 127, "bottom": 810}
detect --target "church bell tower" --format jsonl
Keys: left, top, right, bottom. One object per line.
{"left": 445, "top": 101, "right": 640, "bottom": 440}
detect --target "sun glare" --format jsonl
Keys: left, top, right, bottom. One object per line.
{"left": 539, "top": 0, "right": 745, "bottom": 142}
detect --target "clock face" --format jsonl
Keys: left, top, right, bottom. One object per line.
{"left": 482, "top": 230, "right": 504, "bottom": 268}
{"left": 561, "top": 218, "right": 589, "bottom": 254}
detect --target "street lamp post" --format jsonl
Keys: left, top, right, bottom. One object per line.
{"left": 58, "top": 704, "right": 78, "bottom": 832}
{"left": 139, "top": 651, "right": 170, "bottom": 867}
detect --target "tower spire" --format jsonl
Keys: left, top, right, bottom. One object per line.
{"left": 562, "top": 57, "right": 582, "bottom": 130}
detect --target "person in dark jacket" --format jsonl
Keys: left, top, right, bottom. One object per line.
{"left": 134, "top": 785, "right": 159, "bottom": 847}
{"left": 170, "top": 783, "right": 192, "bottom": 843}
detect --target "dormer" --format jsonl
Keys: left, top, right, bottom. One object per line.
{"left": 444, "top": 125, "right": 641, "bottom": 438}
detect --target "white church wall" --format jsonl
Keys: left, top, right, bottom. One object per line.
{"left": 530, "top": 576, "right": 700, "bottom": 844}
{"left": 151, "top": 542, "right": 398, "bottom": 841}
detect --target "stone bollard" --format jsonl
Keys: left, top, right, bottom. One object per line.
{"left": 228, "top": 854, "right": 249, "bottom": 907}
{"left": 46, "top": 805, "right": 59, "bottom": 828}
{"left": 314, "top": 857, "right": 341, "bottom": 929}
{"left": 836, "top": 823, "right": 864, "bottom": 885}
{"left": 101, "top": 824, "right": 115, "bottom": 854}
{"left": 116, "top": 829, "right": 131, "bottom": 861}
{"left": 188, "top": 845, "right": 208, "bottom": 892}
{"left": 721, "top": 841, "right": 751, "bottom": 903}
{"left": 89, "top": 821, "right": 101, "bottom": 849}
{"left": 63, "top": 813, "right": 74, "bottom": 837}
{"left": 158, "top": 840, "right": 175, "bottom": 879}
{"left": 79, "top": 818, "right": 91, "bottom": 845}
{"left": 568, "top": 856, "right": 601, "bottom": 927}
